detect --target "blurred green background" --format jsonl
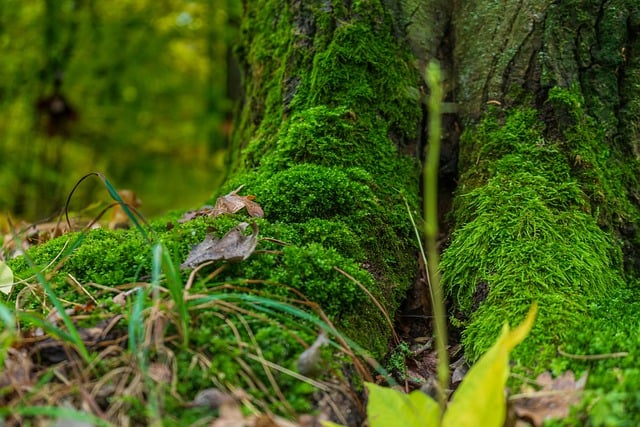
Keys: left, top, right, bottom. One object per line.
{"left": 0, "top": 0, "right": 241, "bottom": 222}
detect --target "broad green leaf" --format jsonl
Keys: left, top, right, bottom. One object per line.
{"left": 321, "top": 422, "right": 345, "bottom": 427}
{"left": 0, "top": 261, "right": 13, "bottom": 295}
{"left": 442, "top": 303, "right": 538, "bottom": 427}
{"left": 366, "top": 382, "right": 441, "bottom": 427}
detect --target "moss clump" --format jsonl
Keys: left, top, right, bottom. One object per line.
{"left": 256, "top": 164, "right": 376, "bottom": 223}
{"left": 443, "top": 101, "right": 625, "bottom": 365}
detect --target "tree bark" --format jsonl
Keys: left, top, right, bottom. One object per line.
{"left": 437, "top": 0, "right": 640, "bottom": 365}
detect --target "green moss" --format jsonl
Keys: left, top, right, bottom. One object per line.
{"left": 227, "top": 0, "right": 422, "bottom": 359}
{"left": 547, "top": 87, "right": 640, "bottom": 229}
{"left": 256, "top": 165, "right": 375, "bottom": 223}
{"left": 444, "top": 101, "right": 626, "bottom": 364}
{"left": 543, "top": 281, "right": 640, "bottom": 426}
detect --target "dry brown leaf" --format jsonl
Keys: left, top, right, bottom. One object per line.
{"left": 177, "top": 186, "right": 263, "bottom": 224}
{"left": 178, "top": 208, "right": 209, "bottom": 223}
{"left": 181, "top": 222, "right": 259, "bottom": 269}
{"left": 28, "top": 316, "right": 125, "bottom": 364}
{"left": 189, "top": 388, "right": 304, "bottom": 427}
{"left": 148, "top": 362, "right": 172, "bottom": 384}
{"left": 512, "top": 370, "right": 588, "bottom": 426}
{"left": 211, "top": 185, "right": 264, "bottom": 218}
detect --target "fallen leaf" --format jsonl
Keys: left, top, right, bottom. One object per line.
{"left": 511, "top": 370, "right": 588, "bottom": 426}
{"left": 177, "top": 187, "right": 263, "bottom": 224}
{"left": 189, "top": 388, "right": 233, "bottom": 409}
{"left": 148, "top": 362, "right": 172, "bottom": 384}
{"left": 211, "top": 185, "right": 264, "bottom": 218}
{"left": 29, "top": 316, "right": 125, "bottom": 364}
{"left": 181, "top": 222, "right": 259, "bottom": 269}
{"left": 0, "top": 260, "right": 13, "bottom": 295}
{"left": 177, "top": 208, "right": 208, "bottom": 223}
{"left": 450, "top": 356, "right": 469, "bottom": 388}
{"left": 297, "top": 331, "right": 330, "bottom": 377}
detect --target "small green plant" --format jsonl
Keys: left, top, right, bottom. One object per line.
{"left": 323, "top": 303, "right": 537, "bottom": 427}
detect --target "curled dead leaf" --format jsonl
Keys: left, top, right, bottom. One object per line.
{"left": 212, "top": 185, "right": 264, "bottom": 218}
{"left": 178, "top": 186, "right": 264, "bottom": 224}
{"left": 0, "top": 348, "right": 34, "bottom": 391}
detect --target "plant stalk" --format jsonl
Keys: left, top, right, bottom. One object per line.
{"left": 424, "top": 61, "right": 449, "bottom": 412}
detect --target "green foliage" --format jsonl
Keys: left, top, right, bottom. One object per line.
{"left": 541, "top": 279, "right": 640, "bottom": 426}
{"left": 257, "top": 165, "right": 375, "bottom": 223}
{"left": 0, "top": 0, "right": 240, "bottom": 219}
{"left": 306, "top": 22, "right": 420, "bottom": 137}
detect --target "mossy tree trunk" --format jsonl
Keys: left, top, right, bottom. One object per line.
{"left": 219, "top": 0, "right": 423, "bottom": 357}
{"left": 229, "top": 0, "right": 640, "bottom": 368}
{"left": 433, "top": 0, "right": 640, "bottom": 365}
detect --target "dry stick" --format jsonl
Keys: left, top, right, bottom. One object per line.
{"left": 557, "top": 346, "right": 629, "bottom": 360}
{"left": 425, "top": 61, "right": 449, "bottom": 412}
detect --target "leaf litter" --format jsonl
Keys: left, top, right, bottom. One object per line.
{"left": 181, "top": 222, "right": 259, "bottom": 269}
{"left": 178, "top": 185, "right": 264, "bottom": 223}
{"left": 510, "top": 370, "right": 588, "bottom": 426}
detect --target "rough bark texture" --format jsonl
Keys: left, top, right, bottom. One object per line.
{"left": 414, "top": 2, "right": 640, "bottom": 422}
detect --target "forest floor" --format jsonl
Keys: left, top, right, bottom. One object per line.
{"left": 1, "top": 188, "right": 639, "bottom": 427}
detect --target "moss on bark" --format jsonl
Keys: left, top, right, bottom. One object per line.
{"left": 222, "top": 0, "right": 423, "bottom": 355}
{"left": 441, "top": 2, "right": 640, "bottom": 422}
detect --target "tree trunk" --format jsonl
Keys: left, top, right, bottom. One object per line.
{"left": 229, "top": 0, "right": 640, "bottom": 363}
{"left": 228, "top": 0, "right": 640, "bottom": 416}
{"left": 224, "top": 0, "right": 423, "bottom": 356}
{"left": 437, "top": 0, "right": 640, "bottom": 365}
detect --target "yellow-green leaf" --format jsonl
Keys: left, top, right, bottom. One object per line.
{"left": 442, "top": 303, "right": 538, "bottom": 427}
{"left": 0, "top": 261, "right": 13, "bottom": 295}
{"left": 321, "top": 422, "right": 345, "bottom": 427}
{"left": 366, "top": 382, "right": 441, "bottom": 427}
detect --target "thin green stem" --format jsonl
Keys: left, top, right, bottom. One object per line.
{"left": 425, "top": 61, "right": 449, "bottom": 412}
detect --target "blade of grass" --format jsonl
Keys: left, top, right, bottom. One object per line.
{"left": 160, "top": 244, "right": 189, "bottom": 347}
{"left": 65, "top": 172, "right": 152, "bottom": 241}
{"left": 15, "top": 250, "right": 90, "bottom": 361}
